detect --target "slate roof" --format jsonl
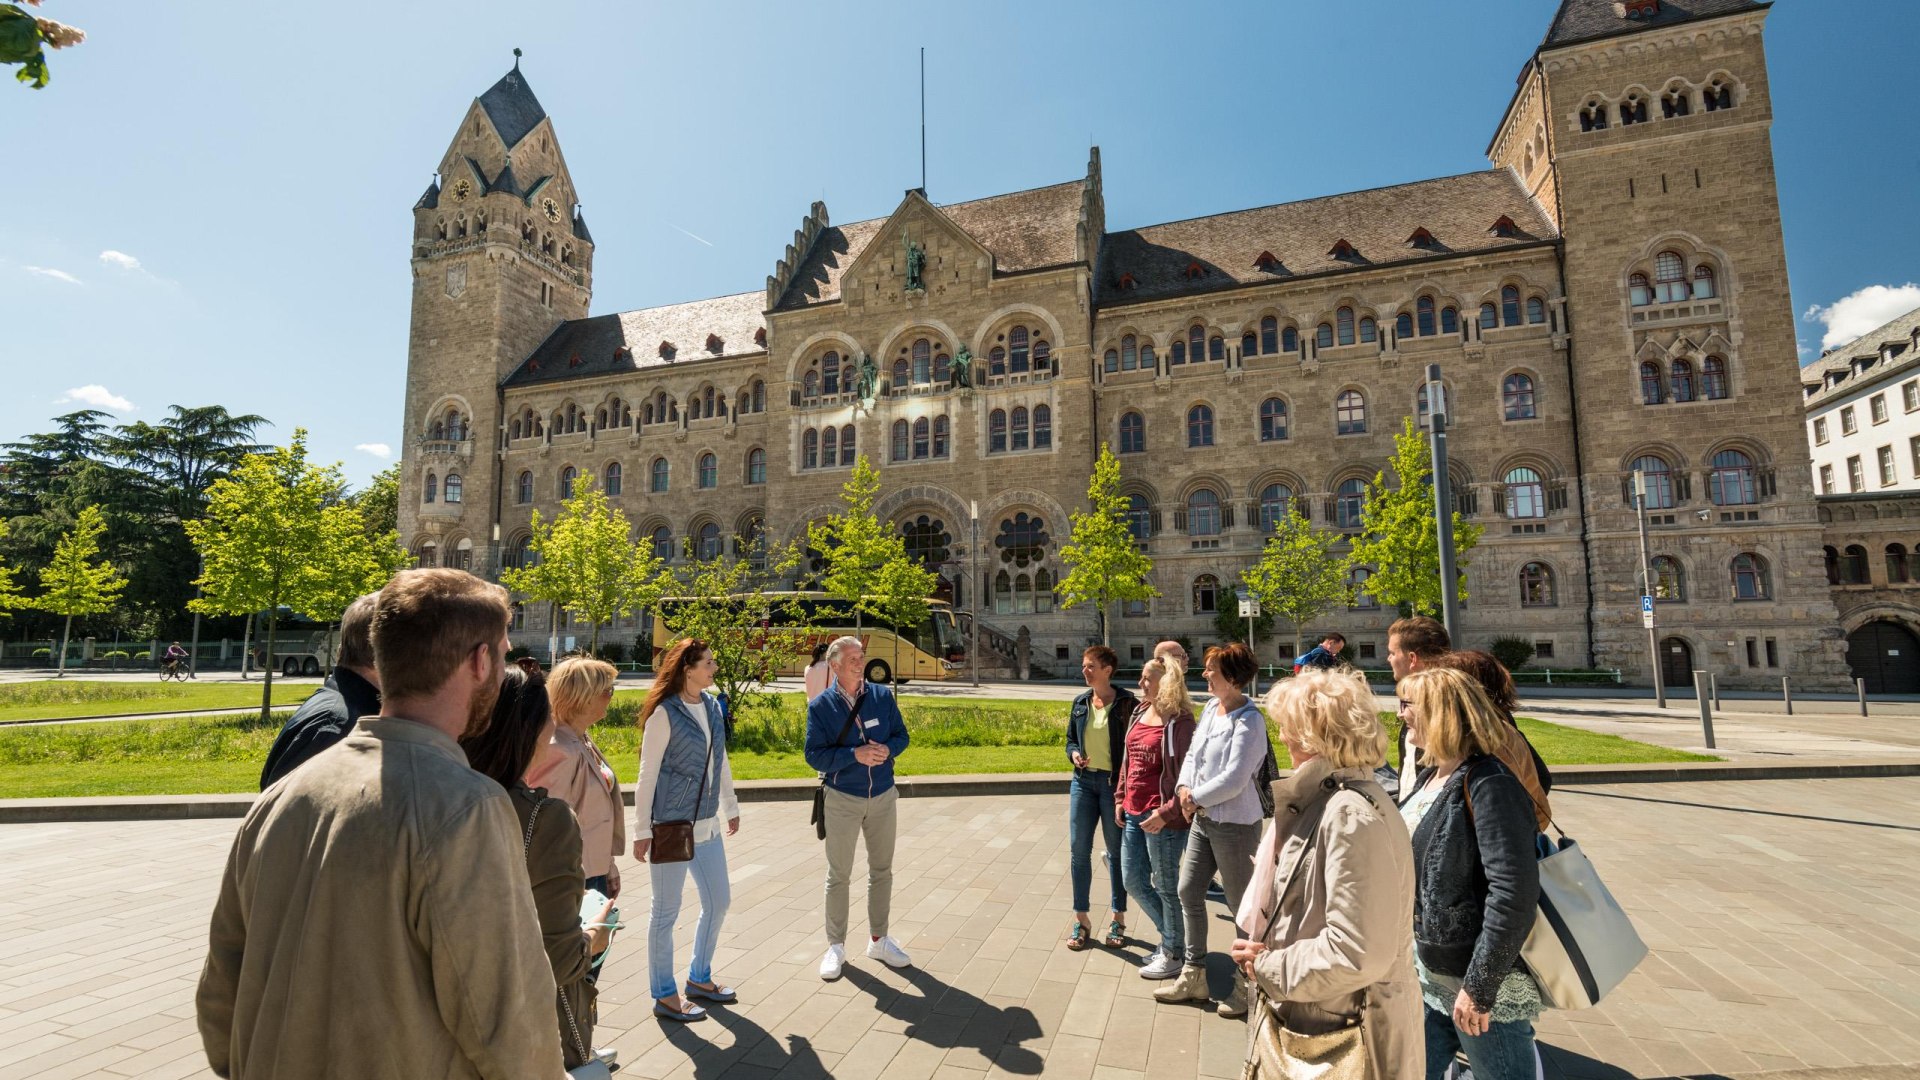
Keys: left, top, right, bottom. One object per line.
{"left": 478, "top": 66, "right": 548, "bottom": 149}
{"left": 415, "top": 177, "right": 440, "bottom": 211}
{"left": 572, "top": 211, "right": 593, "bottom": 243}
{"left": 775, "top": 180, "right": 1085, "bottom": 310}
{"left": 1801, "top": 304, "right": 1920, "bottom": 408}
{"left": 505, "top": 292, "right": 767, "bottom": 388}
{"left": 1542, "top": 0, "right": 1767, "bottom": 49}
{"left": 1095, "top": 170, "right": 1557, "bottom": 307}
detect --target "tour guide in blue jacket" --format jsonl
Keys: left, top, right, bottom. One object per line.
{"left": 803, "top": 635, "right": 913, "bottom": 981}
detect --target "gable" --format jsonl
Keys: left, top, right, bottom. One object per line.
{"left": 838, "top": 191, "right": 997, "bottom": 306}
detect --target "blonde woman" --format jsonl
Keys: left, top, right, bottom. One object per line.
{"left": 1115, "top": 656, "right": 1196, "bottom": 980}
{"left": 1229, "top": 667, "right": 1421, "bottom": 1078}
{"left": 526, "top": 657, "right": 627, "bottom": 903}
{"left": 1398, "top": 667, "right": 1543, "bottom": 1080}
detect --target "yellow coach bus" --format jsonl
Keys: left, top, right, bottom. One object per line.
{"left": 650, "top": 591, "right": 966, "bottom": 684}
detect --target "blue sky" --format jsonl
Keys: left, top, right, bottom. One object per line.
{"left": 4, "top": 0, "right": 1917, "bottom": 487}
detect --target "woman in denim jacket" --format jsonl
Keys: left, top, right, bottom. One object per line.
{"left": 1063, "top": 645, "right": 1139, "bottom": 951}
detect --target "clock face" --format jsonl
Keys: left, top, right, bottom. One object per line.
{"left": 543, "top": 198, "right": 561, "bottom": 223}
{"left": 451, "top": 178, "right": 472, "bottom": 201}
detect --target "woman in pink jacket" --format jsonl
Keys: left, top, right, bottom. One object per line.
{"left": 527, "top": 657, "right": 628, "bottom": 907}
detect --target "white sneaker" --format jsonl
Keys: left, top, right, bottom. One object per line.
{"left": 592, "top": 1047, "right": 618, "bottom": 1067}
{"left": 866, "top": 935, "right": 913, "bottom": 969}
{"left": 819, "top": 943, "right": 846, "bottom": 981}
{"left": 1139, "top": 949, "right": 1183, "bottom": 980}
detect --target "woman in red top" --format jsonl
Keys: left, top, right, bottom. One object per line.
{"left": 1116, "top": 655, "right": 1198, "bottom": 980}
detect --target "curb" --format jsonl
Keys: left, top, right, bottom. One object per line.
{"left": 6, "top": 758, "right": 1919, "bottom": 824}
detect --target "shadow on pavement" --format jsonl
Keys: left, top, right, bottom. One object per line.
{"left": 843, "top": 963, "right": 1044, "bottom": 1074}
{"left": 1563, "top": 788, "right": 1920, "bottom": 833}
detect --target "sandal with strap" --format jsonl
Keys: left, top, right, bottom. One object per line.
{"left": 1066, "top": 922, "right": 1090, "bottom": 951}
{"left": 1104, "top": 920, "right": 1127, "bottom": 948}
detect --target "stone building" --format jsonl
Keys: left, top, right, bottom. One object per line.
{"left": 397, "top": 0, "right": 1854, "bottom": 688}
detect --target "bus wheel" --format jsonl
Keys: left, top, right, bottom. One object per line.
{"left": 864, "top": 659, "right": 892, "bottom": 685}
{"left": 302, "top": 658, "right": 321, "bottom": 676}
{"left": 282, "top": 657, "right": 300, "bottom": 677}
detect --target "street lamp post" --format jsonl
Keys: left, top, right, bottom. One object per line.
{"left": 970, "top": 500, "right": 981, "bottom": 688}
{"left": 1426, "top": 363, "right": 1462, "bottom": 641}
{"left": 1634, "top": 470, "right": 1667, "bottom": 708}
{"left": 188, "top": 554, "right": 203, "bottom": 680}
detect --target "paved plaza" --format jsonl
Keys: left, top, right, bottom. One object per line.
{"left": 2, "top": 778, "right": 1919, "bottom": 1080}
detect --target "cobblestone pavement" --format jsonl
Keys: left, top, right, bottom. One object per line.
{"left": 1, "top": 779, "right": 1917, "bottom": 1079}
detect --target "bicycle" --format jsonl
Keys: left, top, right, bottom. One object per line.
{"left": 160, "top": 659, "right": 189, "bottom": 682}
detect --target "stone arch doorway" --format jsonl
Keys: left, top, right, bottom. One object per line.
{"left": 1659, "top": 637, "right": 1694, "bottom": 690}
{"left": 1846, "top": 621, "right": 1920, "bottom": 694}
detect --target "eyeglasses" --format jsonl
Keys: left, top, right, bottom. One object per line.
{"left": 1397, "top": 698, "right": 1412, "bottom": 712}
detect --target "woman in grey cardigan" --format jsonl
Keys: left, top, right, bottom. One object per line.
{"left": 1154, "top": 642, "right": 1270, "bottom": 1017}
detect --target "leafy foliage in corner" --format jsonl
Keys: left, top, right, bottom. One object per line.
{"left": 1488, "top": 635, "right": 1536, "bottom": 672}
{"left": 34, "top": 505, "right": 127, "bottom": 676}
{"left": 500, "top": 473, "right": 664, "bottom": 651}
{"left": 2, "top": 2, "right": 86, "bottom": 90}
{"left": 1349, "top": 417, "right": 1483, "bottom": 618}
{"left": 806, "top": 455, "right": 936, "bottom": 634}
{"left": 1056, "top": 444, "right": 1158, "bottom": 645}
{"left": 1211, "top": 584, "right": 1275, "bottom": 649}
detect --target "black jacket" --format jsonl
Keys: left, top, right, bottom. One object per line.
{"left": 1406, "top": 754, "right": 1540, "bottom": 1011}
{"left": 258, "top": 667, "right": 382, "bottom": 790}
{"left": 1064, "top": 684, "right": 1139, "bottom": 773}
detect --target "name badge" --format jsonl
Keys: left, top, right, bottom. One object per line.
{"left": 864, "top": 718, "right": 879, "bottom": 729}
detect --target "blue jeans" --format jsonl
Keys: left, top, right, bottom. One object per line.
{"left": 1120, "top": 813, "right": 1187, "bottom": 955}
{"left": 1068, "top": 770, "right": 1126, "bottom": 915}
{"left": 648, "top": 834, "right": 731, "bottom": 1000}
{"left": 1423, "top": 1005, "right": 1542, "bottom": 1080}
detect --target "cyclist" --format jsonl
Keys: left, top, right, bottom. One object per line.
{"left": 162, "top": 641, "right": 190, "bottom": 679}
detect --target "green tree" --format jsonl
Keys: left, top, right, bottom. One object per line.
{"left": 0, "top": 520, "right": 24, "bottom": 617}
{"left": 1348, "top": 417, "right": 1483, "bottom": 617}
{"left": 1, "top": 2, "right": 84, "bottom": 90}
{"left": 1056, "top": 444, "right": 1158, "bottom": 644}
{"left": 501, "top": 474, "right": 664, "bottom": 653}
{"left": 1240, "top": 504, "right": 1351, "bottom": 657}
{"left": 299, "top": 503, "right": 411, "bottom": 671}
{"left": 34, "top": 505, "right": 127, "bottom": 676}
{"left": 185, "top": 431, "right": 347, "bottom": 721}
{"left": 1212, "top": 584, "right": 1276, "bottom": 648}
{"left": 655, "top": 541, "right": 809, "bottom": 723}
{"left": 348, "top": 464, "right": 402, "bottom": 540}
{"left": 806, "top": 455, "right": 935, "bottom": 634}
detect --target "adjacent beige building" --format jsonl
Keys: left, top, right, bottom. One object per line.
{"left": 398, "top": 0, "right": 1857, "bottom": 688}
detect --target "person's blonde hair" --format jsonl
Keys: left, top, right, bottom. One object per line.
{"left": 1264, "top": 667, "right": 1387, "bottom": 770}
{"left": 547, "top": 656, "right": 618, "bottom": 720}
{"left": 1398, "top": 666, "right": 1509, "bottom": 764}
{"left": 370, "top": 569, "right": 510, "bottom": 702}
{"left": 1143, "top": 657, "right": 1193, "bottom": 719}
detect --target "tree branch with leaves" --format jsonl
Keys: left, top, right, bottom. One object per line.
{"left": 34, "top": 504, "right": 127, "bottom": 675}
{"left": 1348, "top": 417, "right": 1483, "bottom": 618}
{"left": 807, "top": 455, "right": 935, "bottom": 635}
{"left": 1239, "top": 504, "right": 1351, "bottom": 657}
{"left": 500, "top": 473, "right": 664, "bottom": 653}
{"left": 1056, "top": 444, "right": 1158, "bottom": 645}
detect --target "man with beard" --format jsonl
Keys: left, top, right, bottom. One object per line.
{"left": 197, "top": 569, "right": 567, "bottom": 1080}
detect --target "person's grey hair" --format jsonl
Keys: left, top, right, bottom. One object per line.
{"left": 825, "top": 635, "right": 864, "bottom": 667}
{"left": 337, "top": 593, "right": 380, "bottom": 671}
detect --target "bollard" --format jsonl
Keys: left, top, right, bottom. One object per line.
{"left": 1782, "top": 676, "right": 1792, "bottom": 716}
{"left": 1859, "top": 677, "right": 1869, "bottom": 718}
{"left": 1710, "top": 672, "right": 1720, "bottom": 712}
{"left": 1693, "top": 669, "right": 1717, "bottom": 750}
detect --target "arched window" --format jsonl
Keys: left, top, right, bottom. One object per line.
{"left": 933, "top": 415, "right": 950, "bottom": 458}
{"left": 1209, "top": 335, "right": 1226, "bottom": 362}
{"left": 1258, "top": 483, "right": 1294, "bottom": 533}
{"left": 1260, "top": 317, "right": 1279, "bottom": 354}
{"left": 1631, "top": 456, "right": 1676, "bottom": 509}
{"left": 1358, "top": 317, "right": 1377, "bottom": 344}
{"left": 423, "top": 472, "right": 437, "bottom": 503}
{"left": 821, "top": 426, "right": 838, "bottom": 466}
{"left": 510, "top": 418, "right": 522, "bottom": 440}
{"left": 1170, "top": 339, "right": 1186, "bottom": 366}
{"left": 604, "top": 462, "right": 623, "bottom": 496}
{"left": 803, "top": 428, "right": 819, "bottom": 469}
{"left": 1347, "top": 567, "right": 1379, "bottom": 610}
{"left": 1417, "top": 297, "right": 1436, "bottom": 337}
{"left": 1691, "top": 265, "right": 1717, "bottom": 301}
{"left": 1888, "top": 544, "right": 1913, "bottom": 585}
{"left": 1706, "top": 78, "right": 1734, "bottom": 111}
{"left": 1188, "top": 325, "right": 1206, "bottom": 361}
{"left": 1140, "top": 342, "right": 1156, "bottom": 370}
{"left": 1033, "top": 339, "right": 1051, "bottom": 373}
{"left": 1479, "top": 303, "right": 1498, "bottom": 329}
{"left": 1011, "top": 407, "right": 1030, "bottom": 451}
{"left": 989, "top": 346, "right": 1007, "bottom": 377}
{"left": 1009, "top": 326, "right": 1030, "bottom": 373}
{"left": 697, "top": 522, "right": 722, "bottom": 560}
{"left": 1825, "top": 545, "right": 1842, "bottom": 586}
{"left": 1033, "top": 405, "right": 1052, "bottom": 449}
{"left": 1526, "top": 297, "right": 1547, "bottom": 324}
{"left": 1730, "top": 553, "right": 1770, "bottom": 600}
{"left": 1315, "top": 324, "right": 1334, "bottom": 349}
{"left": 1336, "top": 307, "right": 1356, "bottom": 346}
{"left": 1628, "top": 273, "right": 1652, "bottom": 307}
{"left": 1709, "top": 450, "right": 1757, "bottom": 505}
{"left": 752, "top": 380, "right": 765, "bottom": 412}
{"left": 1192, "top": 574, "right": 1220, "bottom": 614}
{"left": 1640, "top": 362, "right": 1665, "bottom": 405}
{"left": 1662, "top": 87, "right": 1691, "bottom": 118}
{"left": 747, "top": 447, "right": 766, "bottom": 485}
{"left": 892, "top": 357, "right": 909, "bottom": 387}
{"left": 1118, "top": 411, "right": 1145, "bottom": 454}
{"left": 803, "top": 370, "right": 820, "bottom": 399}
{"left": 650, "top": 526, "right": 674, "bottom": 561}
{"left": 1671, "top": 359, "right": 1696, "bottom": 403}
{"left": 506, "top": 534, "right": 534, "bottom": 571}
{"left": 443, "top": 473, "right": 463, "bottom": 504}
{"left": 891, "top": 419, "right": 910, "bottom": 462}
{"left": 418, "top": 541, "right": 438, "bottom": 568}
{"left": 703, "top": 387, "right": 715, "bottom": 417}
{"left": 912, "top": 338, "right": 931, "bottom": 384}
{"left": 1187, "top": 404, "right": 1214, "bottom": 447}
{"left": 1242, "top": 331, "right": 1257, "bottom": 357}
{"left": 1519, "top": 562, "right": 1557, "bottom": 606}
{"left": 1336, "top": 390, "right": 1367, "bottom": 435}
{"left": 516, "top": 471, "right": 533, "bottom": 504}
{"left": 697, "top": 453, "right": 717, "bottom": 489}
{"left": 1441, "top": 306, "right": 1459, "bottom": 334}
{"left": 822, "top": 352, "right": 840, "bottom": 395}
{"left": 560, "top": 465, "right": 577, "bottom": 494}
{"left": 1505, "top": 467, "right": 1546, "bottom": 518}
{"left": 1121, "top": 335, "right": 1138, "bottom": 371}
{"left": 650, "top": 457, "right": 669, "bottom": 492}
{"left": 1703, "top": 356, "right": 1729, "bottom": 400}
{"left": 1501, "top": 285, "right": 1522, "bottom": 326}
{"left": 994, "top": 569, "right": 1012, "bottom": 615}
{"left": 838, "top": 425, "right": 855, "bottom": 466}
{"left": 1580, "top": 101, "right": 1608, "bottom": 131}
{"left": 1186, "top": 489, "right": 1221, "bottom": 536}
{"left": 1841, "top": 544, "right": 1870, "bottom": 586}
{"left": 1335, "top": 478, "right": 1367, "bottom": 529}
{"left": 1259, "top": 398, "right": 1289, "bottom": 442}
{"left": 912, "top": 417, "right": 930, "bottom": 459}
{"left": 989, "top": 409, "right": 1007, "bottom": 453}
{"left": 1503, "top": 373, "right": 1537, "bottom": 420}
{"left": 1621, "top": 94, "right": 1649, "bottom": 125}
{"left": 1281, "top": 326, "right": 1299, "bottom": 352}
{"left": 1104, "top": 349, "right": 1119, "bottom": 373}
{"left": 1655, "top": 252, "right": 1688, "bottom": 302}
{"left": 1396, "top": 312, "right": 1415, "bottom": 339}
{"left": 1652, "top": 555, "right": 1686, "bottom": 601}
{"left": 1126, "top": 494, "right": 1153, "bottom": 541}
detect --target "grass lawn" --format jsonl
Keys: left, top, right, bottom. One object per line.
{"left": 0, "top": 680, "right": 317, "bottom": 724}
{"left": 0, "top": 689, "right": 1711, "bottom": 799}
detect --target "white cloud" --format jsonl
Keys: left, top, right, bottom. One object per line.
{"left": 99, "top": 250, "right": 142, "bottom": 271}
{"left": 56, "top": 385, "right": 135, "bottom": 412}
{"left": 355, "top": 443, "right": 393, "bottom": 459}
{"left": 25, "top": 265, "right": 82, "bottom": 285}
{"left": 1804, "top": 283, "right": 1920, "bottom": 352}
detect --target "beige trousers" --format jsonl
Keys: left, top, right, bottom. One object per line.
{"left": 822, "top": 785, "right": 898, "bottom": 944}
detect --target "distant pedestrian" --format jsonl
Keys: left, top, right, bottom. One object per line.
{"left": 1433, "top": 649, "right": 1554, "bottom": 829}
{"left": 1291, "top": 632, "right": 1345, "bottom": 673}
{"left": 526, "top": 657, "right": 627, "bottom": 903}
{"left": 1064, "top": 645, "right": 1139, "bottom": 951}
{"left": 805, "top": 635, "right": 913, "bottom": 980}
{"left": 198, "top": 568, "right": 565, "bottom": 1079}
{"left": 803, "top": 641, "right": 831, "bottom": 701}
{"left": 258, "top": 593, "right": 382, "bottom": 790}
{"left": 1398, "top": 666, "right": 1544, "bottom": 1080}
{"left": 1116, "top": 655, "right": 1195, "bottom": 979}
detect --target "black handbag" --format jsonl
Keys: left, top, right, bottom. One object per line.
{"left": 810, "top": 695, "right": 863, "bottom": 841}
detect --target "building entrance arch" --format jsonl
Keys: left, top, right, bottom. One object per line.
{"left": 1846, "top": 621, "right": 1919, "bottom": 694}
{"left": 1659, "top": 637, "right": 1694, "bottom": 690}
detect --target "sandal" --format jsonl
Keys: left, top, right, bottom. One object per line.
{"left": 1104, "top": 920, "right": 1127, "bottom": 948}
{"left": 1066, "top": 922, "right": 1090, "bottom": 951}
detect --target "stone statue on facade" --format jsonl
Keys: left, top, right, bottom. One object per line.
{"left": 856, "top": 352, "right": 879, "bottom": 409}
{"left": 948, "top": 345, "right": 973, "bottom": 390}
{"left": 905, "top": 238, "right": 925, "bottom": 292}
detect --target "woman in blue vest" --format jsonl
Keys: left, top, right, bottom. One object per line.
{"left": 633, "top": 638, "right": 741, "bottom": 1023}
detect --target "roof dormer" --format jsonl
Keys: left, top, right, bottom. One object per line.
{"left": 1328, "top": 239, "right": 1358, "bottom": 260}
{"left": 1489, "top": 216, "right": 1519, "bottom": 239}
{"left": 1406, "top": 227, "right": 1438, "bottom": 250}
{"left": 1253, "top": 250, "right": 1283, "bottom": 272}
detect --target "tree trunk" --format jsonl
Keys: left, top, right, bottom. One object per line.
{"left": 548, "top": 602, "right": 559, "bottom": 664}
{"left": 260, "top": 610, "right": 278, "bottom": 724}
{"left": 590, "top": 621, "right": 600, "bottom": 652}
{"left": 1294, "top": 624, "right": 1305, "bottom": 660}
{"left": 1098, "top": 605, "right": 1110, "bottom": 647}
{"left": 56, "top": 615, "right": 72, "bottom": 678}
{"left": 240, "top": 613, "right": 253, "bottom": 680}
{"left": 324, "top": 623, "right": 337, "bottom": 676}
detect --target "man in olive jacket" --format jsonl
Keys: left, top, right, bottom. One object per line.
{"left": 196, "top": 569, "right": 567, "bottom": 1080}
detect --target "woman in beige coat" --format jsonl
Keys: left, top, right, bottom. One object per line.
{"left": 1230, "top": 667, "right": 1422, "bottom": 1079}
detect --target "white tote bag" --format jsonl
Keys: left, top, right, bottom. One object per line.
{"left": 1520, "top": 832, "right": 1647, "bottom": 1010}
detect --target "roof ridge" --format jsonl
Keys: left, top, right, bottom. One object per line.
{"left": 1116, "top": 169, "right": 1521, "bottom": 235}
{"left": 935, "top": 177, "right": 1084, "bottom": 210}
{"left": 1816, "top": 303, "right": 1920, "bottom": 362}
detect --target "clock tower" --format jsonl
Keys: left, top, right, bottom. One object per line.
{"left": 398, "top": 54, "right": 593, "bottom": 575}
